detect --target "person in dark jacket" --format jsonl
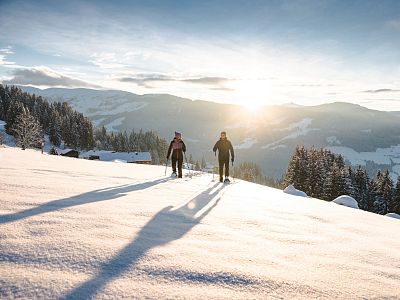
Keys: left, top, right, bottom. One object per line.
{"left": 213, "top": 131, "right": 234, "bottom": 182}
{"left": 167, "top": 131, "right": 187, "bottom": 178}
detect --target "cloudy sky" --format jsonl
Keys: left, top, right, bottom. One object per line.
{"left": 1, "top": 0, "right": 400, "bottom": 110}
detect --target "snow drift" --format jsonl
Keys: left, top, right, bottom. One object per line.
{"left": 1, "top": 147, "right": 400, "bottom": 299}
{"left": 283, "top": 184, "right": 307, "bottom": 197}
{"left": 332, "top": 195, "right": 359, "bottom": 209}
{"left": 385, "top": 213, "right": 400, "bottom": 219}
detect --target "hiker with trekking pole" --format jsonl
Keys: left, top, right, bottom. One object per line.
{"left": 166, "top": 131, "right": 186, "bottom": 178}
{"left": 213, "top": 131, "right": 234, "bottom": 183}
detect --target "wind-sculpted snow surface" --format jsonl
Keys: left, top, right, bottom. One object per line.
{"left": 1, "top": 147, "right": 400, "bottom": 299}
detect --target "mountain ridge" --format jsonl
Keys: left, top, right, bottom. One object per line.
{"left": 11, "top": 85, "right": 400, "bottom": 179}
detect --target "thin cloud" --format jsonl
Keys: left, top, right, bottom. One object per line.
{"left": 364, "top": 98, "right": 400, "bottom": 102}
{"left": 362, "top": 89, "right": 400, "bottom": 93}
{"left": 119, "top": 74, "right": 173, "bottom": 88}
{"left": 0, "top": 47, "right": 13, "bottom": 55}
{"left": 182, "top": 77, "right": 230, "bottom": 85}
{"left": 118, "top": 74, "right": 232, "bottom": 89}
{"left": 3, "top": 66, "right": 101, "bottom": 88}
{"left": 209, "top": 87, "right": 235, "bottom": 91}
{"left": 0, "top": 46, "right": 15, "bottom": 65}
{"left": 90, "top": 52, "right": 132, "bottom": 69}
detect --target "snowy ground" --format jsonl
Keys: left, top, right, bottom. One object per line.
{"left": 1, "top": 147, "right": 400, "bottom": 299}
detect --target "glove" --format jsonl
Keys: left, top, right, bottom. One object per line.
{"left": 231, "top": 158, "right": 234, "bottom": 163}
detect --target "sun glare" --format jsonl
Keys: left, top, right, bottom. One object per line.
{"left": 231, "top": 79, "right": 270, "bottom": 111}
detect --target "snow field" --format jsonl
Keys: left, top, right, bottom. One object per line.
{"left": 1, "top": 147, "right": 400, "bottom": 299}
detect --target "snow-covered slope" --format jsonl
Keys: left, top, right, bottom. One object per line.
{"left": 17, "top": 87, "right": 148, "bottom": 120}
{"left": 1, "top": 148, "right": 400, "bottom": 299}
{"left": 328, "top": 144, "right": 400, "bottom": 180}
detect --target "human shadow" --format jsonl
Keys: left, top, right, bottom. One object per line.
{"left": 62, "top": 182, "right": 226, "bottom": 299}
{"left": 0, "top": 177, "right": 171, "bottom": 224}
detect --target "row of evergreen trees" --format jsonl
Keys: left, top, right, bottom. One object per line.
{"left": 284, "top": 146, "right": 400, "bottom": 215}
{"left": 93, "top": 126, "right": 169, "bottom": 164}
{"left": 186, "top": 154, "right": 207, "bottom": 171}
{"left": 233, "top": 162, "right": 281, "bottom": 187}
{"left": 0, "top": 85, "right": 170, "bottom": 162}
{"left": 0, "top": 84, "right": 94, "bottom": 149}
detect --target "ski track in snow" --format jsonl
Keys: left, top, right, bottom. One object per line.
{"left": 1, "top": 147, "right": 400, "bottom": 299}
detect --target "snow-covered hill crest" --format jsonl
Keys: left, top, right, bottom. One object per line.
{"left": 1, "top": 147, "right": 400, "bottom": 299}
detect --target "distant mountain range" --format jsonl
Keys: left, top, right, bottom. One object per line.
{"left": 17, "top": 86, "right": 400, "bottom": 179}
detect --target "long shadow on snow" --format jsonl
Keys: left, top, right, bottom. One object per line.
{"left": 0, "top": 177, "right": 171, "bottom": 224}
{"left": 62, "top": 182, "right": 227, "bottom": 299}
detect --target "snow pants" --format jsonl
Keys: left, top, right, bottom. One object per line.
{"left": 172, "top": 156, "right": 183, "bottom": 178}
{"left": 219, "top": 158, "right": 229, "bottom": 180}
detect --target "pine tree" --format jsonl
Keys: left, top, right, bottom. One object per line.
{"left": 373, "top": 170, "right": 393, "bottom": 215}
{"left": 365, "top": 178, "right": 377, "bottom": 212}
{"left": 381, "top": 170, "right": 394, "bottom": 214}
{"left": 234, "top": 162, "right": 265, "bottom": 185}
{"left": 5, "top": 100, "right": 24, "bottom": 134}
{"left": 195, "top": 160, "right": 201, "bottom": 171}
{"left": 201, "top": 156, "right": 206, "bottom": 169}
{"left": 391, "top": 177, "right": 400, "bottom": 214}
{"left": 150, "top": 149, "right": 160, "bottom": 164}
{"left": 49, "top": 111, "right": 62, "bottom": 146}
{"left": 0, "top": 85, "right": 4, "bottom": 120}
{"left": 307, "top": 147, "right": 323, "bottom": 198}
{"left": 284, "top": 146, "right": 303, "bottom": 189}
{"left": 346, "top": 166, "right": 355, "bottom": 198}
{"left": 372, "top": 170, "right": 393, "bottom": 215}
{"left": 13, "top": 107, "right": 43, "bottom": 150}
{"left": 295, "top": 146, "right": 309, "bottom": 192}
{"left": 324, "top": 161, "right": 349, "bottom": 200}
{"left": 353, "top": 167, "right": 370, "bottom": 210}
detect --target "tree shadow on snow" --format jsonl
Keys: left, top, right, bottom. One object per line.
{"left": 0, "top": 177, "right": 171, "bottom": 224}
{"left": 62, "top": 182, "right": 227, "bottom": 299}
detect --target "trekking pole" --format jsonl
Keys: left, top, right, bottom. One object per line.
{"left": 212, "top": 152, "right": 216, "bottom": 182}
{"left": 231, "top": 161, "right": 234, "bottom": 183}
{"left": 164, "top": 159, "right": 169, "bottom": 176}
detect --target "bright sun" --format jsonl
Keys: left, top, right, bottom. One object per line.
{"left": 230, "top": 79, "right": 270, "bottom": 111}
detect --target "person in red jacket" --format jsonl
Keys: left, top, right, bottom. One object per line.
{"left": 167, "top": 131, "right": 187, "bottom": 178}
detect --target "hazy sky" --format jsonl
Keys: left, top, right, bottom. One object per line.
{"left": 1, "top": 0, "right": 400, "bottom": 110}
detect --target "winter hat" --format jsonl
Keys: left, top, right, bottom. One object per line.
{"left": 175, "top": 131, "right": 182, "bottom": 139}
